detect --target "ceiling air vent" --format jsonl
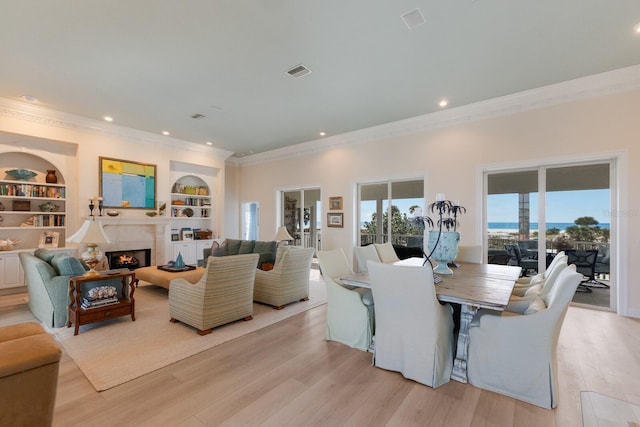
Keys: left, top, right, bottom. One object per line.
{"left": 402, "top": 8, "right": 426, "bottom": 30}
{"left": 286, "top": 64, "right": 312, "bottom": 78}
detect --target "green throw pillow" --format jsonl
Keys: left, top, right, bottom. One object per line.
{"left": 225, "top": 239, "right": 242, "bottom": 255}
{"left": 50, "top": 254, "right": 87, "bottom": 276}
{"left": 238, "top": 240, "right": 255, "bottom": 254}
{"left": 34, "top": 248, "right": 58, "bottom": 263}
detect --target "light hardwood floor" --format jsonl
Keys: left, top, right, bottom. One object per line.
{"left": 2, "top": 295, "right": 639, "bottom": 426}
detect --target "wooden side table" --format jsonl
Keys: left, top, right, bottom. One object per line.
{"left": 67, "top": 270, "right": 137, "bottom": 336}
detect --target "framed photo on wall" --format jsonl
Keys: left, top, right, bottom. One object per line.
{"left": 38, "top": 231, "right": 59, "bottom": 248}
{"left": 327, "top": 213, "right": 344, "bottom": 228}
{"left": 329, "top": 196, "right": 343, "bottom": 210}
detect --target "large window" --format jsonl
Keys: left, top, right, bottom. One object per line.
{"left": 358, "top": 179, "right": 424, "bottom": 248}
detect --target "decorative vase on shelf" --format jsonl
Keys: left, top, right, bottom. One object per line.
{"left": 45, "top": 170, "right": 58, "bottom": 184}
{"left": 428, "top": 230, "right": 460, "bottom": 275}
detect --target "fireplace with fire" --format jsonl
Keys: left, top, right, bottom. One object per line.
{"left": 105, "top": 249, "right": 151, "bottom": 270}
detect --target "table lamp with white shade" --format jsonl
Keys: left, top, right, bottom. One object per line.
{"left": 273, "top": 226, "right": 294, "bottom": 246}
{"left": 66, "top": 218, "right": 111, "bottom": 276}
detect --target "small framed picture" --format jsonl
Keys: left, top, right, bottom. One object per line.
{"left": 38, "top": 231, "right": 60, "bottom": 248}
{"left": 329, "top": 196, "right": 343, "bottom": 210}
{"left": 327, "top": 213, "right": 344, "bottom": 228}
{"left": 181, "top": 229, "right": 194, "bottom": 241}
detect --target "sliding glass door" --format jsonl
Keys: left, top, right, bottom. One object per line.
{"left": 486, "top": 162, "right": 612, "bottom": 309}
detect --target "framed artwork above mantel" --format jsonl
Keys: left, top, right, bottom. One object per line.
{"left": 99, "top": 157, "right": 157, "bottom": 209}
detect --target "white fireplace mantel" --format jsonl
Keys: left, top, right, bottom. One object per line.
{"left": 89, "top": 216, "right": 171, "bottom": 266}
{"left": 90, "top": 216, "right": 171, "bottom": 226}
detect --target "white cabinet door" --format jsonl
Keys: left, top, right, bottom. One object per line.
{"left": 196, "top": 240, "right": 213, "bottom": 265}
{"left": 0, "top": 253, "right": 24, "bottom": 289}
{"left": 173, "top": 243, "right": 197, "bottom": 266}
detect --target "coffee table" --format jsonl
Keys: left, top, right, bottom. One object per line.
{"left": 135, "top": 265, "right": 205, "bottom": 289}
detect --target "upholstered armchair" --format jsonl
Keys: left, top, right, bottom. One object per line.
{"left": 253, "top": 247, "right": 315, "bottom": 309}
{"left": 353, "top": 245, "right": 380, "bottom": 272}
{"left": 317, "top": 249, "right": 373, "bottom": 351}
{"left": 19, "top": 249, "right": 126, "bottom": 328}
{"left": 368, "top": 262, "right": 454, "bottom": 388}
{"left": 169, "top": 253, "right": 259, "bottom": 335}
{"left": 467, "top": 266, "right": 582, "bottom": 408}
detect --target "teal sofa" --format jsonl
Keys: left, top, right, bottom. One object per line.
{"left": 18, "top": 249, "right": 127, "bottom": 328}
{"left": 202, "top": 239, "right": 277, "bottom": 269}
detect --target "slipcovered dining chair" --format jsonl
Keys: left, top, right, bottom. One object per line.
{"left": 253, "top": 246, "right": 315, "bottom": 309}
{"left": 316, "top": 249, "right": 373, "bottom": 351}
{"left": 373, "top": 242, "right": 401, "bottom": 264}
{"left": 506, "top": 258, "right": 569, "bottom": 314}
{"left": 368, "top": 262, "right": 454, "bottom": 388}
{"left": 511, "top": 252, "right": 567, "bottom": 297}
{"left": 354, "top": 245, "right": 381, "bottom": 272}
{"left": 467, "top": 266, "right": 582, "bottom": 408}
{"left": 456, "top": 245, "right": 482, "bottom": 264}
{"left": 169, "top": 253, "right": 259, "bottom": 335}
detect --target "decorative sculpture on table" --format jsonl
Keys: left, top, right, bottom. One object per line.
{"left": 414, "top": 194, "right": 466, "bottom": 275}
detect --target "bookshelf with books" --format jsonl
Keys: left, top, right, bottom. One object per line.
{"left": 0, "top": 177, "right": 67, "bottom": 248}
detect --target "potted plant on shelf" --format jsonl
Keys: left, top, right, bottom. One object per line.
{"left": 426, "top": 195, "right": 466, "bottom": 275}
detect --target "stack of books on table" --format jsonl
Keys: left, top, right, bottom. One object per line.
{"left": 81, "top": 296, "right": 119, "bottom": 310}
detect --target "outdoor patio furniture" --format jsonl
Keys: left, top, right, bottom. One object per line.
{"left": 566, "top": 249, "right": 608, "bottom": 292}
{"left": 505, "top": 244, "right": 538, "bottom": 276}
{"left": 487, "top": 250, "right": 511, "bottom": 265}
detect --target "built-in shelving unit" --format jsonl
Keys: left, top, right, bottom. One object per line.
{"left": 170, "top": 174, "right": 214, "bottom": 266}
{"left": 0, "top": 154, "right": 69, "bottom": 289}
{"left": 0, "top": 180, "right": 66, "bottom": 230}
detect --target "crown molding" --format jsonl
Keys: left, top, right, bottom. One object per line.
{"left": 0, "top": 98, "right": 235, "bottom": 161}
{"left": 231, "top": 64, "right": 640, "bottom": 167}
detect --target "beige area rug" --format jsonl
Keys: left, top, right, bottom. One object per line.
{"left": 54, "top": 270, "right": 326, "bottom": 391}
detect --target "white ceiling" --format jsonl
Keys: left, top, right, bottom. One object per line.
{"left": 1, "top": 1, "right": 639, "bottom": 157}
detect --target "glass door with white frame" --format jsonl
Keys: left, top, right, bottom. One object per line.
{"left": 485, "top": 162, "right": 612, "bottom": 310}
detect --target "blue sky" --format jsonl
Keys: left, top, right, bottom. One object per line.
{"left": 488, "top": 189, "right": 611, "bottom": 223}
{"left": 359, "top": 189, "right": 611, "bottom": 225}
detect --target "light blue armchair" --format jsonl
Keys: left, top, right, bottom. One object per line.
{"left": 19, "top": 249, "right": 126, "bottom": 328}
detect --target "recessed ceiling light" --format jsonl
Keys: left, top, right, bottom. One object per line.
{"left": 319, "top": 131, "right": 326, "bottom": 137}
{"left": 22, "top": 95, "right": 38, "bottom": 102}
{"left": 206, "top": 141, "right": 213, "bottom": 146}
{"left": 634, "top": 22, "right": 640, "bottom": 34}
{"left": 162, "top": 131, "right": 170, "bottom": 136}
{"left": 103, "top": 116, "right": 113, "bottom": 122}
{"left": 438, "top": 99, "right": 449, "bottom": 108}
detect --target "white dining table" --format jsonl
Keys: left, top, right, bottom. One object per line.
{"left": 340, "top": 258, "right": 521, "bottom": 383}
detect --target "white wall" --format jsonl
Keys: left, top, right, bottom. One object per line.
{"left": 233, "top": 89, "right": 640, "bottom": 316}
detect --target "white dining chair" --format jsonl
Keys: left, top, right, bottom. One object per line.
{"left": 373, "top": 242, "right": 400, "bottom": 263}
{"left": 456, "top": 245, "right": 482, "bottom": 263}
{"left": 368, "top": 261, "right": 454, "bottom": 388}
{"left": 353, "top": 245, "right": 381, "bottom": 272}
{"left": 467, "top": 265, "right": 582, "bottom": 408}
{"left": 512, "top": 252, "right": 567, "bottom": 296}
{"left": 317, "top": 249, "right": 373, "bottom": 351}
